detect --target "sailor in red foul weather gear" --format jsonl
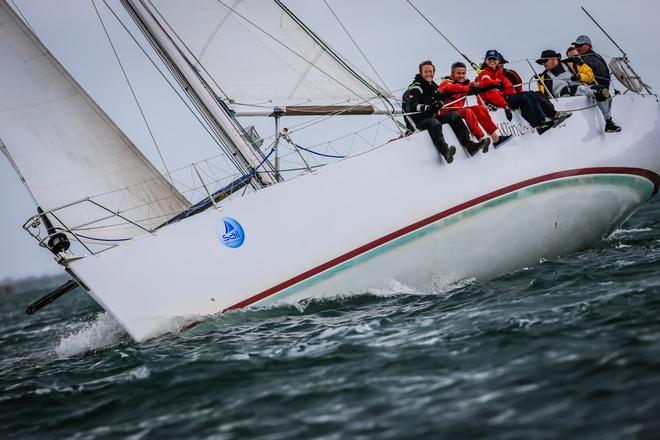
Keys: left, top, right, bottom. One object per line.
{"left": 438, "top": 62, "right": 511, "bottom": 148}
{"left": 477, "top": 50, "right": 569, "bottom": 135}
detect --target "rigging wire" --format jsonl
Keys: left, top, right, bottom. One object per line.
{"left": 212, "top": 0, "right": 376, "bottom": 102}
{"left": 144, "top": 0, "right": 231, "bottom": 102}
{"left": 321, "top": 0, "right": 404, "bottom": 134}
{"left": 405, "top": 0, "right": 478, "bottom": 70}
{"left": 91, "top": 0, "right": 174, "bottom": 184}
{"left": 6, "top": 0, "right": 35, "bottom": 34}
{"left": 0, "top": 138, "right": 39, "bottom": 207}
{"left": 322, "top": 0, "right": 391, "bottom": 95}
{"left": 101, "top": 0, "right": 246, "bottom": 174}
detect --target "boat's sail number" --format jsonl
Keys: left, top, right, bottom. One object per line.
{"left": 218, "top": 217, "right": 245, "bottom": 248}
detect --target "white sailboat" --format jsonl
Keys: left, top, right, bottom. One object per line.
{"left": 1, "top": 0, "right": 659, "bottom": 342}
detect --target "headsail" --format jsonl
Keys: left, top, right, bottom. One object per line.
{"left": 0, "top": 1, "right": 190, "bottom": 241}
{"left": 139, "top": 0, "right": 391, "bottom": 112}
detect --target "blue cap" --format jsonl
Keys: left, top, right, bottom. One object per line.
{"left": 485, "top": 49, "right": 501, "bottom": 60}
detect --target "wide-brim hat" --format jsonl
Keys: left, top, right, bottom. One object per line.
{"left": 536, "top": 49, "right": 562, "bottom": 65}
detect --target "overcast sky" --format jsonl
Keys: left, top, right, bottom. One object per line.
{"left": 1, "top": 0, "right": 659, "bottom": 281}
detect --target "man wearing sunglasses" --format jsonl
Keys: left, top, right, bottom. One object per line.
{"left": 573, "top": 35, "right": 621, "bottom": 132}
{"left": 536, "top": 49, "right": 615, "bottom": 133}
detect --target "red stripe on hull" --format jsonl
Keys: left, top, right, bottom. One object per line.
{"left": 224, "top": 167, "right": 660, "bottom": 311}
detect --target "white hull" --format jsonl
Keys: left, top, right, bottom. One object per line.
{"left": 68, "top": 95, "right": 660, "bottom": 341}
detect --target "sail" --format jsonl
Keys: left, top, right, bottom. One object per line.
{"left": 142, "top": 0, "right": 390, "bottom": 107}
{"left": 0, "top": 1, "right": 190, "bottom": 241}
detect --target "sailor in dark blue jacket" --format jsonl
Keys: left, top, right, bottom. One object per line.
{"left": 573, "top": 35, "right": 622, "bottom": 132}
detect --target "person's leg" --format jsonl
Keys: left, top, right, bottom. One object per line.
{"left": 577, "top": 85, "right": 617, "bottom": 125}
{"left": 458, "top": 108, "right": 485, "bottom": 139}
{"left": 415, "top": 118, "right": 455, "bottom": 162}
{"left": 506, "top": 94, "right": 543, "bottom": 127}
{"left": 523, "top": 91, "right": 549, "bottom": 123}
{"left": 439, "top": 112, "right": 489, "bottom": 155}
{"left": 532, "top": 91, "right": 558, "bottom": 118}
{"left": 601, "top": 97, "right": 621, "bottom": 131}
{"left": 470, "top": 105, "right": 498, "bottom": 139}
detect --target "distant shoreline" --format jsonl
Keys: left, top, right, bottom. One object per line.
{"left": 0, "top": 273, "right": 70, "bottom": 296}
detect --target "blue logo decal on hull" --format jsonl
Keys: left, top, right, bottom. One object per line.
{"left": 219, "top": 217, "right": 245, "bottom": 248}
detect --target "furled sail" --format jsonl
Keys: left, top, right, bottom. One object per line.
{"left": 0, "top": 1, "right": 190, "bottom": 242}
{"left": 141, "top": 0, "right": 391, "bottom": 112}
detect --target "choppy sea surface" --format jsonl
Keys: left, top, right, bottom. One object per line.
{"left": 2, "top": 199, "right": 660, "bottom": 440}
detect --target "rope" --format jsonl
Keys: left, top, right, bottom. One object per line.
{"left": 283, "top": 134, "right": 346, "bottom": 159}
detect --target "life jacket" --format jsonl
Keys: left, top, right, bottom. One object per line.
{"left": 543, "top": 62, "right": 581, "bottom": 97}
{"left": 502, "top": 68, "right": 523, "bottom": 94}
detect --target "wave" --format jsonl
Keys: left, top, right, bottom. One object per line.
{"left": 55, "top": 312, "right": 127, "bottom": 358}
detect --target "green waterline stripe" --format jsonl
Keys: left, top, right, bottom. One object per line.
{"left": 255, "top": 174, "right": 654, "bottom": 306}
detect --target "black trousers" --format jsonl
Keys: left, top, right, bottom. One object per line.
{"left": 532, "top": 92, "right": 558, "bottom": 118}
{"left": 416, "top": 117, "right": 448, "bottom": 155}
{"left": 505, "top": 92, "right": 556, "bottom": 127}
{"left": 415, "top": 113, "right": 471, "bottom": 154}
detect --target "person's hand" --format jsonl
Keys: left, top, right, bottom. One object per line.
{"left": 504, "top": 107, "right": 513, "bottom": 121}
{"left": 467, "top": 85, "right": 481, "bottom": 95}
{"left": 496, "top": 81, "right": 506, "bottom": 91}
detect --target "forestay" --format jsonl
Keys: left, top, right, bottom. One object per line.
{"left": 144, "top": 0, "right": 390, "bottom": 107}
{"left": 0, "top": 1, "right": 190, "bottom": 241}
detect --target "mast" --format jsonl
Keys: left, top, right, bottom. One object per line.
{"left": 121, "top": 0, "right": 278, "bottom": 187}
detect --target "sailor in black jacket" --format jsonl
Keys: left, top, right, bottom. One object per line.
{"left": 403, "top": 60, "right": 488, "bottom": 163}
{"left": 573, "top": 35, "right": 621, "bottom": 132}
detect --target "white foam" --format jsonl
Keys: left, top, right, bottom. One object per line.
{"left": 368, "top": 278, "right": 427, "bottom": 297}
{"left": 609, "top": 227, "right": 653, "bottom": 238}
{"left": 55, "top": 312, "right": 126, "bottom": 358}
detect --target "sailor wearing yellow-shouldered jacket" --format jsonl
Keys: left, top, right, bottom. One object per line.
{"left": 565, "top": 46, "right": 595, "bottom": 85}
{"left": 536, "top": 50, "right": 596, "bottom": 96}
{"left": 535, "top": 49, "right": 617, "bottom": 133}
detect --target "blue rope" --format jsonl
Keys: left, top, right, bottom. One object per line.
{"left": 287, "top": 140, "right": 346, "bottom": 159}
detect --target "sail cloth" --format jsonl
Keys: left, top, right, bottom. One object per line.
{"left": 0, "top": 2, "right": 190, "bottom": 241}
{"left": 144, "top": 0, "right": 390, "bottom": 108}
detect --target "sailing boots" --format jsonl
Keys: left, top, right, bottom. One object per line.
{"left": 462, "top": 137, "right": 490, "bottom": 156}
{"left": 605, "top": 118, "right": 622, "bottom": 133}
{"left": 437, "top": 141, "right": 457, "bottom": 164}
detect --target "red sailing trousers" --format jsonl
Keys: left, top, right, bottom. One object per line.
{"left": 455, "top": 105, "right": 498, "bottom": 139}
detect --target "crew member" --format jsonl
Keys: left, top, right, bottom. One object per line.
{"left": 536, "top": 49, "right": 614, "bottom": 133}
{"left": 572, "top": 35, "right": 621, "bottom": 132}
{"left": 477, "top": 50, "right": 569, "bottom": 135}
{"left": 402, "top": 60, "right": 489, "bottom": 162}
{"left": 438, "top": 62, "right": 512, "bottom": 148}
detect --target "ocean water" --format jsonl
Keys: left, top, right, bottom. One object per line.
{"left": 2, "top": 199, "right": 660, "bottom": 439}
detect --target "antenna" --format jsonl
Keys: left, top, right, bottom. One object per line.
{"left": 580, "top": 7, "right": 627, "bottom": 59}
{"left": 580, "top": 6, "right": 653, "bottom": 95}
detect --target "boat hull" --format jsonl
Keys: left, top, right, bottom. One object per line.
{"left": 69, "top": 95, "right": 660, "bottom": 341}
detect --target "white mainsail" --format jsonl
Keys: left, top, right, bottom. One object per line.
{"left": 0, "top": 1, "right": 190, "bottom": 241}
{"left": 141, "top": 0, "right": 390, "bottom": 108}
